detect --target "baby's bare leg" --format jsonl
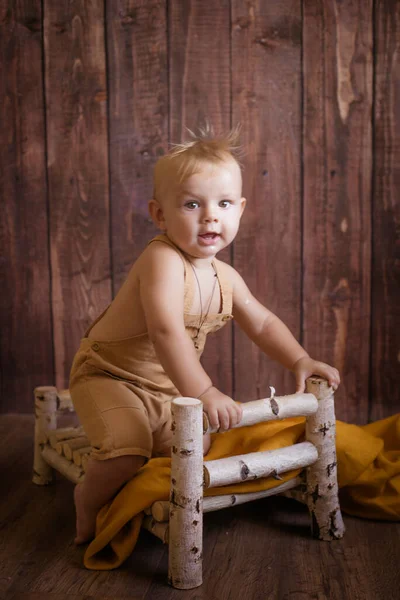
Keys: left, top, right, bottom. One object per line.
{"left": 74, "top": 454, "right": 146, "bottom": 544}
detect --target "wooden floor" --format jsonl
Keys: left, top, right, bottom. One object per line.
{"left": 1, "top": 415, "right": 399, "bottom": 600}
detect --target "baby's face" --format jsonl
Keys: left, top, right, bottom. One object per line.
{"left": 154, "top": 159, "right": 246, "bottom": 265}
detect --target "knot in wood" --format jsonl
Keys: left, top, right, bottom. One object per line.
{"left": 329, "top": 508, "right": 341, "bottom": 539}
{"left": 239, "top": 460, "right": 250, "bottom": 480}
{"left": 270, "top": 397, "right": 280, "bottom": 416}
{"left": 323, "top": 279, "right": 351, "bottom": 309}
{"left": 319, "top": 423, "right": 330, "bottom": 436}
{"left": 170, "top": 489, "right": 190, "bottom": 509}
{"left": 120, "top": 12, "right": 137, "bottom": 26}
{"left": 327, "top": 461, "right": 337, "bottom": 477}
{"left": 311, "top": 484, "right": 321, "bottom": 504}
{"left": 233, "top": 16, "right": 253, "bottom": 30}
{"left": 179, "top": 448, "right": 194, "bottom": 457}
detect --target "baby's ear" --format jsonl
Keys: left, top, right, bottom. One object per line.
{"left": 240, "top": 197, "right": 247, "bottom": 215}
{"left": 148, "top": 199, "right": 167, "bottom": 230}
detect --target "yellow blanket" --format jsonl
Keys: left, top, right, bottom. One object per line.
{"left": 84, "top": 414, "right": 400, "bottom": 570}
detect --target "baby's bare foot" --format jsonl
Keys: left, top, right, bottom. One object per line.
{"left": 74, "top": 484, "right": 96, "bottom": 545}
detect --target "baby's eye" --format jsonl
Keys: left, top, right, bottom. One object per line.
{"left": 184, "top": 201, "right": 199, "bottom": 209}
{"left": 220, "top": 200, "right": 232, "bottom": 208}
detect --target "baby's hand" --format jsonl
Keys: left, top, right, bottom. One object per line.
{"left": 292, "top": 356, "right": 340, "bottom": 393}
{"left": 199, "top": 386, "right": 243, "bottom": 431}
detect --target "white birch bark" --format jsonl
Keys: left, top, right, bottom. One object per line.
{"left": 203, "top": 391, "right": 318, "bottom": 433}
{"left": 72, "top": 446, "right": 92, "bottom": 467}
{"left": 55, "top": 441, "right": 64, "bottom": 455}
{"left": 41, "top": 445, "right": 84, "bottom": 484}
{"left": 48, "top": 426, "right": 85, "bottom": 448}
{"left": 62, "top": 436, "right": 91, "bottom": 460}
{"left": 305, "top": 377, "right": 345, "bottom": 540}
{"left": 150, "top": 477, "right": 302, "bottom": 522}
{"left": 142, "top": 516, "right": 169, "bottom": 543}
{"left": 57, "top": 388, "right": 74, "bottom": 411}
{"left": 33, "top": 386, "right": 58, "bottom": 485}
{"left": 168, "top": 397, "right": 203, "bottom": 590}
{"left": 204, "top": 441, "right": 318, "bottom": 489}
{"left": 279, "top": 484, "right": 308, "bottom": 505}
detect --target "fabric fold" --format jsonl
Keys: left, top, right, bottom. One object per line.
{"left": 83, "top": 414, "right": 400, "bottom": 570}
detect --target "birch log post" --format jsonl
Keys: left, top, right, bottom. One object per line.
{"left": 33, "top": 386, "right": 58, "bottom": 484}
{"left": 305, "top": 377, "right": 345, "bottom": 540}
{"left": 168, "top": 398, "right": 203, "bottom": 590}
{"left": 57, "top": 388, "right": 74, "bottom": 411}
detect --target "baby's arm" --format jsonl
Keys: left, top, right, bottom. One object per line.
{"left": 139, "top": 243, "right": 241, "bottom": 430}
{"left": 228, "top": 265, "right": 340, "bottom": 392}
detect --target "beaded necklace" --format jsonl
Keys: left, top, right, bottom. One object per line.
{"left": 189, "top": 261, "right": 218, "bottom": 349}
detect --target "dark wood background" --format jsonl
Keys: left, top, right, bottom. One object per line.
{"left": 1, "top": 0, "right": 398, "bottom": 422}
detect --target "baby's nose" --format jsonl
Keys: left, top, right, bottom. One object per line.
{"left": 203, "top": 207, "right": 219, "bottom": 222}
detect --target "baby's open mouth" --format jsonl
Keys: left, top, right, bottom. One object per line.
{"left": 199, "top": 233, "right": 219, "bottom": 240}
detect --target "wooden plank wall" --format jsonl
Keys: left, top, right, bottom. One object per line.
{"left": 44, "top": 0, "right": 112, "bottom": 404}
{"left": 0, "top": 1, "right": 54, "bottom": 412}
{"left": 303, "top": 0, "right": 373, "bottom": 424}
{"left": 232, "top": 0, "right": 302, "bottom": 401}
{"left": 371, "top": 0, "right": 400, "bottom": 421}
{"left": 1, "top": 0, "right": 398, "bottom": 421}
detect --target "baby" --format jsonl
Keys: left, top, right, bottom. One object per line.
{"left": 70, "top": 126, "right": 340, "bottom": 544}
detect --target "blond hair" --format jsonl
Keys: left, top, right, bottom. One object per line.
{"left": 153, "top": 123, "right": 243, "bottom": 201}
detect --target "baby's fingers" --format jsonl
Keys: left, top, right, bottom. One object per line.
{"left": 207, "top": 408, "right": 219, "bottom": 430}
{"left": 230, "top": 403, "right": 243, "bottom": 428}
{"left": 327, "top": 367, "right": 340, "bottom": 390}
{"left": 236, "top": 403, "right": 243, "bottom": 426}
{"left": 314, "top": 363, "right": 341, "bottom": 390}
{"left": 218, "top": 408, "right": 230, "bottom": 432}
{"left": 295, "top": 372, "right": 306, "bottom": 393}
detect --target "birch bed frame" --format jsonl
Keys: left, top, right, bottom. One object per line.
{"left": 33, "top": 376, "right": 345, "bottom": 590}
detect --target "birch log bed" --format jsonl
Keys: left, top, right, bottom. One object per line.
{"left": 33, "top": 376, "right": 345, "bottom": 589}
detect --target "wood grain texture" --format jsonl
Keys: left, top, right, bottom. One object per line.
{"left": 0, "top": 1, "right": 54, "bottom": 412}
{"left": 0, "top": 415, "right": 164, "bottom": 600}
{"left": 44, "top": 0, "right": 112, "bottom": 389}
{"left": 1, "top": 1, "right": 398, "bottom": 420}
{"left": 2, "top": 414, "right": 400, "bottom": 599}
{"left": 302, "top": 0, "right": 373, "bottom": 423}
{"left": 169, "top": 0, "right": 233, "bottom": 396}
{"left": 231, "top": 1, "right": 302, "bottom": 400}
{"left": 106, "top": 0, "right": 168, "bottom": 293}
{"left": 371, "top": 0, "right": 400, "bottom": 420}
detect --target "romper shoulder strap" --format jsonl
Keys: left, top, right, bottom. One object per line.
{"left": 213, "top": 258, "right": 233, "bottom": 316}
{"left": 147, "top": 234, "right": 194, "bottom": 312}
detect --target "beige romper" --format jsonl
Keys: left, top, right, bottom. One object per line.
{"left": 69, "top": 234, "right": 233, "bottom": 460}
